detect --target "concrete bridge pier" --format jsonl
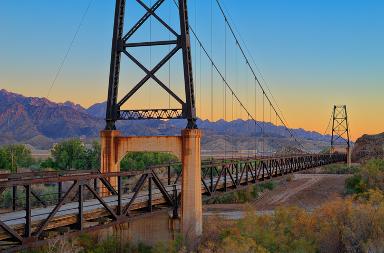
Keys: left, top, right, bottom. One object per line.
{"left": 181, "top": 129, "right": 203, "bottom": 241}
{"left": 100, "top": 130, "right": 121, "bottom": 192}
{"left": 100, "top": 129, "right": 203, "bottom": 241}
{"left": 347, "top": 147, "right": 352, "bottom": 167}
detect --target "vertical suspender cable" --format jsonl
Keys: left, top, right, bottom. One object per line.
{"left": 255, "top": 78, "right": 257, "bottom": 158}
{"left": 210, "top": 0, "right": 214, "bottom": 122}
{"left": 200, "top": 45, "right": 202, "bottom": 118}
{"left": 262, "top": 92, "right": 265, "bottom": 156}
{"left": 168, "top": 1, "right": 171, "bottom": 109}
{"left": 213, "top": 0, "right": 307, "bottom": 152}
{"left": 224, "top": 17, "right": 227, "bottom": 159}
{"left": 194, "top": 0, "right": 197, "bottom": 113}
{"left": 270, "top": 102, "right": 272, "bottom": 154}
{"left": 149, "top": 0, "right": 152, "bottom": 108}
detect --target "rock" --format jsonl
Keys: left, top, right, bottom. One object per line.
{"left": 351, "top": 133, "right": 384, "bottom": 163}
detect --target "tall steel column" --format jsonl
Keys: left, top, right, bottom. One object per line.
{"left": 105, "top": 0, "right": 197, "bottom": 130}
{"left": 331, "top": 105, "right": 350, "bottom": 157}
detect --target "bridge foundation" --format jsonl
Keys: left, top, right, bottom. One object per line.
{"left": 181, "top": 129, "right": 203, "bottom": 240}
{"left": 100, "top": 129, "right": 203, "bottom": 240}
{"left": 100, "top": 130, "right": 121, "bottom": 192}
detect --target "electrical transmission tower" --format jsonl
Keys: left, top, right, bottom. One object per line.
{"left": 331, "top": 105, "right": 351, "bottom": 163}
{"left": 105, "top": 0, "right": 197, "bottom": 130}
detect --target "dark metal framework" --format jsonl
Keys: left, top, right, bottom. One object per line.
{"left": 331, "top": 105, "right": 350, "bottom": 151}
{"left": 0, "top": 154, "right": 345, "bottom": 252}
{"left": 105, "top": 0, "right": 197, "bottom": 130}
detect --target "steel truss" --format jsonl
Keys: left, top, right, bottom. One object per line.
{"left": 331, "top": 105, "right": 350, "bottom": 150}
{"left": 105, "top": 0, "right": 197, "bottom": 130}
{"left": 0, "top": 154, "right": 345, "bottom": 252}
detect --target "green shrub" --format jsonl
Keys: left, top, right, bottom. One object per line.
{"left": 322, "top": 163, "right": 359, "bottom": 174}
{"left": 345, "top": 159, "right": 384, "bottom": 195}
{"left": 206, "top": 181, "right": 276, "bottom": 204}
{"left": 120, "top": 152, "right": 178, "bottom": 171}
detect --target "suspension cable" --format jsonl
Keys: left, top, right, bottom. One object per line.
{"left": 171, "top": 0, "right": 306, "bottom": 153}
{"left": 214, "top": 0, "right": 307, "bottom": 152}
{"left": 47, "top": 0, "right": 94, "bottom": 98}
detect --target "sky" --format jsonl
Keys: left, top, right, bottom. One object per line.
{"left": 0, "top": 0, "right": 383, "bottom": 140}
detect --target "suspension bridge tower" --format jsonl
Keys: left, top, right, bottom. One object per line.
{"left": 331, "top": 105, "right": 351, "bottom": 165}
{"left": 100, "top": 0, "right": 202, "bottom": 240}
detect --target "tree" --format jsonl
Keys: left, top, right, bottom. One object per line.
{"left": 84, "top": 141, "right": 101, "bottom": 170}
{"left": 0, "top": 148, "right": 10, "bottom": 170}
{"left": 0, "top": 144, "right": 34, "bottom": 172}
{"left": 51, "top": 139, "right": 87, "bottom": 170}
{"left": 50, "top": 139, "right": 101, "bottom": 170}
{"left": 40, "top": 157, "right": 57, "bottom": 169}
{"left": 120, "top": 152, "right": 178, "bottom": 171}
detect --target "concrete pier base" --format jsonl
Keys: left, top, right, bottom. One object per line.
{"left": 181, "top": 129, "right": 203, "bottom": 241}
{"left": 100, "top": 129, "right": 204, "bottom": 242}
{"left": 100, "top": 130, "right": 121, "bottom": 194}
{"left": 347, "top": 147, "right": 352, "bottom": 167}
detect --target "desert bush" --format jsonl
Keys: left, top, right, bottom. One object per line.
{"left": 345, "top": 159, "right": 384, "bottom": 194}
{"left": 321, "top": 163, "right": 359, "bottom": 174}
{"left": 206, "top": 181, "right": 276, "bottom": 204}
{"left": 200, "top": 191, "right": 384, "bottom": 253}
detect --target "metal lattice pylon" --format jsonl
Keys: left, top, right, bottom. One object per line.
{"left": 105, "top": 0, "right": 197, "bottom": 130}
{"left": 331, "top": 105, "right": 350, "bottom": 153}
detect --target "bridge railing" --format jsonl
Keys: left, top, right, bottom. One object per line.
{"left": 199, "top": 153, "right": 347, "bottom": 196}
{"left": 0, "top": 167, "right": 179, "bottom": 251}
{"left": 0, "top": 153, "right": 346, "bottom": 251}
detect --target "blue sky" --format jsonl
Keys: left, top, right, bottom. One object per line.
{"left": 0, "top": 0, "right": 383, "bottom": 138}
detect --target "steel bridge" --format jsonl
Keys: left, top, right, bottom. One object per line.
{"left": 0, "top": 153, "right": 345, "bottom": 251}
{"left": 0, "top": 0, "right": 353, "bottom": 251}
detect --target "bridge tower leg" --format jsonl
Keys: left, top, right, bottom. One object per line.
{"left": 331, "top": 105, "right": 351, "bottom": 166}
{"left": 101, "top": 0, "right": 202, "bottom": 243}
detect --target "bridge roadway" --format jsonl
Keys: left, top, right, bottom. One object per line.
{"left": 0, "top": 153, "right": 345, "bottom": 251}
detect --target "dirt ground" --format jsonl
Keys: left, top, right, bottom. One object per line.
{"left": 204, "top": 173, "right": 350, "bottom": 213}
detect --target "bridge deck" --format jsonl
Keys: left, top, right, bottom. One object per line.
{"left": 0, "top": 154, "right": 346, "bottom": 251}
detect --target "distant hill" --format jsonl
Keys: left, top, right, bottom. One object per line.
{"left": 86, "top": 101, "right": 107, "bottom": 119}
{"left": 352, "top": 133, "right": 384, "bottom": 163}
{"left": 0, "top": 89, "right": 103, "bottom": 148}
{"left": 0, "top": 89, "right": 333, "bottom": 153}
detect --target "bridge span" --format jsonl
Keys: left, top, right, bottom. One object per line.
{"left": 0, "top": 153, "right": 345, "bottom": 252}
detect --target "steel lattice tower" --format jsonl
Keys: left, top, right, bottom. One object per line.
{"left": 105, "top": 0, "right": 197, "bottom": 130}
{"left": 331, "top": 105, "right": 350, "bottom": 153}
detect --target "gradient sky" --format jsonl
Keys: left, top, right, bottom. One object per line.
{"left": 0, "top": 0, "right": 383, "bottom": 140}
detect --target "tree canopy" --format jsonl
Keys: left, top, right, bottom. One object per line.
{"left": 49, "top": 139, "right": 100, "bottom": 170}
{"left": 0, "top": 144, "right": 34, "bottom": 172}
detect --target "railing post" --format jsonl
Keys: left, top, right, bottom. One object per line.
{"left": 262, "top": 162, "right": 265, "bottom": 180}
{"left": 58, "top": 182, "right": 62, "bottom": 202}
{"left": 210, "top": 166, "right": 214, "bottom": 193}
{"left": 148, "top": 175, "right": 152, "bottom": 212}
{"left": 168, "top": 165, "right": 171, "bottom": 185}
{"left": 245, "top": 163, "right": 249, "bottom": 184}
{"left": 78, "top": 183, "right": 83, "bottom": 231}
{"left": 224, "top": 166, "right": 227, "bottom": 192}
{"left": 172, "top": 184, "right": 179, "bottom": 219}
{"left": 25, "top": 185, "right": 31, "bottom": 238}
{"left": 117, "top": 176, "right": 122, "bottom": 215}
{"left": 94, "top": 178, "right": 98, "bottom": 194}
{"left": 12, "top": 186, "right": 17, "bottom": 211}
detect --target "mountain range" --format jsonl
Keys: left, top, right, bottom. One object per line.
{"left": 0, "top": 89, "right": 333, "bottom": 153}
